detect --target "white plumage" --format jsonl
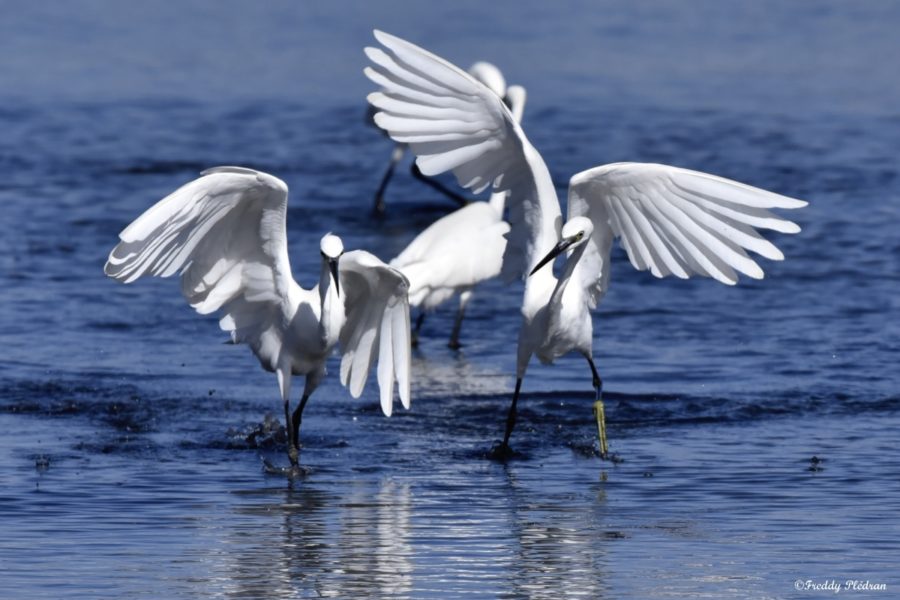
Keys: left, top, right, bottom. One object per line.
{"left": 365, "top": 30, "right": 807, "bottom": 458}
{"left": 369, "top": 60, "right": 517, "bottom": 213}
{"left": 389, "top": 83, "right": 527, "bottom": 348}
{"left": 105, "top": 166, "right": 411, "bottom": 467}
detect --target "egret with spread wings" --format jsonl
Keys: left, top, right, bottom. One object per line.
{"left": 365, "top": 31, "right": 806, "bottom": 459}
{"left": 105, "top": 167, "right": 411, "bottom": 468}
{"left": 390, "top": 84, "right": 526, "bottom": 349}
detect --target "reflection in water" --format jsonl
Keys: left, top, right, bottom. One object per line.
{"left": 189, "top": 465, "right": 612, "bottom": 598}
{"left": 215, "top": 478, "right": 412, "bottom": 599}
{"left": 329, "top": 479, "right": 413, "bottom": 598}
{"left": 219, "top": 485, "right": 334, "bottom": 598}
{"left": 410, "top": 352, "right": 512, "bottom": 399}
{"left": 501, "top": 467, "right": 610, "bottom": 599}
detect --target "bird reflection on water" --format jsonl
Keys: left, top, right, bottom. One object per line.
{"left": 215, "top": 480, "right": 413, "bottom": 598}
{"left": 202, "top": 469, "right": 613, "bottom": 598}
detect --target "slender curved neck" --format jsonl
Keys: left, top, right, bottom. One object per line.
{"left": 523, "top": 257, "right": 556, "bottom": 318}
{"left": 521, "top": 143, "right": 563, "bottom": 311}
{"left": 509, "top": 92, "right": 525, "bottom": 123}
{"left": 550, "top": 243, "right": 588, "bottom": 306}
{"left": 318, "top": 259, "right": 344, "bottom": 347}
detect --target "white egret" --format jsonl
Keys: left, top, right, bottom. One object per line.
{"left": 365, "top": 31, "right": 807, "bottom": 459}
{"left": 390, "top": 84, "right": 527, "bottom": 348}
{"left": 104, "top": 167, "right": 411, "bottom": 467}
{"left": 371, "top": 60, "right": 513, "bottom": 214}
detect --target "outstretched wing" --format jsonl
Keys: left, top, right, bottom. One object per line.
{"left": 568, "top": 162, "right": 807, "bottom": 308}
{"left": 338, "top": 250, "right": 411, "bottom": 416}
{"left": 365, "top": 30, "right": 561, "bottom": 280}
{"left": 104, "top": 167, "right": 298, "bottom": 372}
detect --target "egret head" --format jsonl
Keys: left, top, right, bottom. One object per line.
{"left": 468, "top": 61, "right": 507, "bottom": 99}
{"left": 529, "top": 217, "right": 594, "bottom": 276}
{"left": 561, "top": 217, "right": 594, "bottom": 242}
{"left": 320, "top": 234, "right": 344, "bottom": 294}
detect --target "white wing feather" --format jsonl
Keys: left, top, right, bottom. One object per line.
{"left": 365, "top": 30, "right": 561, "bottom": 280}
{"left": 568, "top": 162, "right": 808, "bottom": 308}
{"left": 104, "top": 167, "right": 296, "bottom": 372}
{"left": 338, "top": 251, "right": 411, "bottom": 416}
{"left": 390, "top": 202, "right": 510, "bottom": 308}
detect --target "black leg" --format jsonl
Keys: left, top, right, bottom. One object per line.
{"left": 500, "top": 377, "right": 524, "bottom": 450}
{"left": 411, "top": 163, "right": 470, "bottom": 207}
{"left": 411, "top": 311, "right": 425, "bottom": 348}
{"left": 586, "top": 356, "right": 603, "bottom": 395}
{"left": 447, "top": 311, "right": 464, "bottom": 349}
{"left": 373, "top": 145, "right": 405, "bottom": 215}
{"left": 291, "top": 394, "right": 311, "bottom": 452}
{"left": 448, "top": 292, "right": 471, "bottom": 350}
{"left": 283, "top": 398, "right": 293, "bottom": 447}
{"left": 283, "top": 397, "right": 298, "bottom": 467}
{"left": 373, "top": 162, "right": 396, "bottom": 216}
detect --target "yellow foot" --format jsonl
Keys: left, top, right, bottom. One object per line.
{"left": 593, "top": 400, "right": 609, "bottom": 459}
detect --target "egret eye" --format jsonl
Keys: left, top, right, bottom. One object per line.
{"left": 574, "top": 231, "right": 584, "bottom": 241}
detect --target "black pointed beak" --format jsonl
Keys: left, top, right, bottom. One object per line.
{"left": 329, "top": 257, "right": 340, "bottom": 296}
{"left": 529, "top": 239, "right": 573, "bottom": 277}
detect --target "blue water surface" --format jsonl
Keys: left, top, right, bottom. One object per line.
{"left": 1, "top": 2, "right": 899, "bottom": 598}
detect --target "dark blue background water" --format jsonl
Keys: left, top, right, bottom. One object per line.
{"left": 2, "top": 2, "right": 899, "bottom": 598}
